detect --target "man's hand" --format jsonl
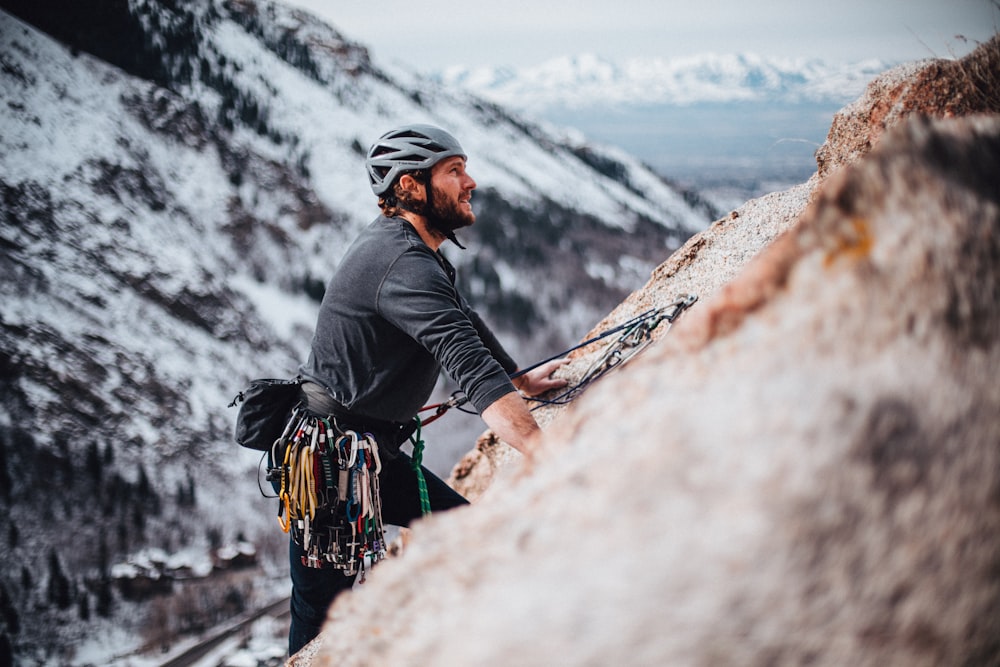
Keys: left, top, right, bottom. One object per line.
{"left": 481, "top": 359, "right": 570, "bottom": 462}
{"left": 511, "top": 358, "right": 570, "bottom": 398}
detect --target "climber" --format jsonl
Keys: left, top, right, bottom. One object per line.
{"left": 284, "top": 123, "right": 569, "bottom": 655}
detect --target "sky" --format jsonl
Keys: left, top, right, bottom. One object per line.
{"left": 283, "top": 0, "right": 998, "bottom": 71}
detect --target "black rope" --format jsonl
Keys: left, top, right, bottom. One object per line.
{"left": 421, "top": 294, "right": 698, "bottom": 422}
{"left": 509, "top": 307, "right": 661, "bottom": 380}
{"left": 524, "top": 294, "right": 697, "bottom": 408}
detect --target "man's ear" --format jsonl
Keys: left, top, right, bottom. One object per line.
{"left": 397, "top": 173, "right": 424, "bottom": 196}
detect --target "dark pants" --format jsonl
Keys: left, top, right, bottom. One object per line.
{"left": 287, "top": 450, "right": 468, "bottom": 655}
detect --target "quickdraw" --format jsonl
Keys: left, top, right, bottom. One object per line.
{"left": 529, "top": 293, "right": 697, "bottom": 407}
{"left": 418, "top": 294, "right": 698, "bottom": 420}
{"left": 269, "top": 410, "right": 387, "bottom": 575}
{"left": 417, "top": 393, "right": 470, "bottom": 427}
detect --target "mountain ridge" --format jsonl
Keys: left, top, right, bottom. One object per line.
{"left": 434, "top": 51, "right": 896, "bottom": 198}
{"left": 434, "top": 51, "right": 894, "bottom": 111}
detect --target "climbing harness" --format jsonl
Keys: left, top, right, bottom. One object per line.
{"left": 418, "top": 294, "right": 698, "bottom": 421}
{"left": 267, "top": 408, "right": 388, "bottom": 577}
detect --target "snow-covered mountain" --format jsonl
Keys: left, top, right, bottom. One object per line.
{"left": 0, "top": 0, "right": 712, "bottom": 662}
{"left": 436, "top": 52, "right": 892, "bottom": 112}
{"left": 438, "top": 53, "right": 894, "bottom": 201}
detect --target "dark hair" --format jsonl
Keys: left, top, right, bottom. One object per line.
{"left": 377, "top": 168, "right": 428, "bottom": 216}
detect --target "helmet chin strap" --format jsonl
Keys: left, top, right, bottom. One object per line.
{"left": 436, "top": 227, "right": 467, "bottom": 250}
{"left": 422, "top": 181, "right": 467, "bottom": 250}
{"left": 394, "top": 176, "right": 468, "bottom": 250}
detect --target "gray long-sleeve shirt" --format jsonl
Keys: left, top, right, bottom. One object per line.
{"left": 299, "top": 215, "right": 518, "bottom": 424}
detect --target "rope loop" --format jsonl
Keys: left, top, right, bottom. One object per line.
{"left": 409, "top": 416, "right": 432, "bottom": 516}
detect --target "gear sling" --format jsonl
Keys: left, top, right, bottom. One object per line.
{"left": 232, "top": 377, "right": 421, "bottom": 579}
{"left": 272, "top": 406, "right": 386, "bottom": 577}
{"left": 272, "top": 380, "right": 429, "bottom": 579}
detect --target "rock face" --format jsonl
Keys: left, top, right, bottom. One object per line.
{"left": 816, "top": 40, "right": 1000, "bottom": 179}
{"left": 451, "top": 34, "right": 1000, "bottom": 501}
{"left": 300, "top": 39, "right": 1000, "bottom": 666}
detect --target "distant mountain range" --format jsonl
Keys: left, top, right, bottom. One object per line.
{"left": 434, "top": 52, "right": 893, "bottom": 111}
{"left": 435, "top": 54, "right": 896, "bottom": 198}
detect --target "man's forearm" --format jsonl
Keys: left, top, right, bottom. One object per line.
{"left": 481, "top": 391, "right": 541, "bottom": 457}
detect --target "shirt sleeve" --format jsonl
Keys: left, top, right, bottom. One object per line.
{"left": 376, "top": 248, "right": 516, "bottom": 413}
{"left": 461, "top": 296, "right": 518, "bottom": 374}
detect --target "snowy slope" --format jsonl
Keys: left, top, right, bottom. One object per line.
{"left": 0, "top": 0, "right": 713, "bottom": 661}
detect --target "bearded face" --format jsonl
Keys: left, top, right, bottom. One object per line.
{"left": 391, "top": 158, "right": 476, "bottom": 244}
{"left": 382, "top": 158, "right": 476, "bottom": 248}
{"left": 392, "top": 180, "right": 474, "bottom": 230}
{"left": 425, "top": 180, "right": 475, "bottom": 234}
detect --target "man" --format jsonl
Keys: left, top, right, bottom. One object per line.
{"left": 287, "top": 123, "right": 567, "bottom": 654}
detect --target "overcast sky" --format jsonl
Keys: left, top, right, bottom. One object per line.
{"left": 283, "top": 0, "right": 997, "bottom": 70}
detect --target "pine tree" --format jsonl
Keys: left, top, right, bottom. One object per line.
{"left": 46, "top": 550, "right": 71, "bottom": 610}
{"left": 103, "top": 441, "right": 114, "bottom": 466}
{"left": 0, "top": 633, "right": 12, "bottom": 667}
{"left": 0, "top": 441, "right": 10, "bottom": 503}
{"left": 0, "top": 583, "right": 19, "bottom": 636}
{"left": 137, "top": 464, "right": 152, "bottom": 499}
{"left": 85, "top": 441, "right": 102, "bottom": 484}
{"left": 78, "top": 592, "right": 90, "bottom": 621}
{"left": 96, "top": 577, "right": 113, "bottom": 618}
{"left": 95, "top": 533, "right": 113, "bottom": 617}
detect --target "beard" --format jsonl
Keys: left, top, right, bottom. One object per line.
{"left": 425, "top": 183, "right": 475, "bottom": 235}
{"left": 394, "top": 179, "right": 474, "bottom": 248}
